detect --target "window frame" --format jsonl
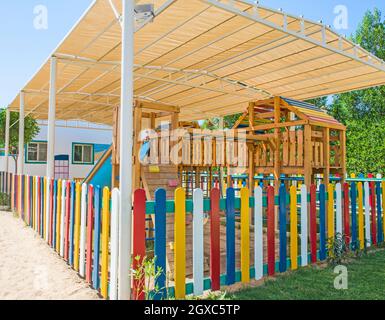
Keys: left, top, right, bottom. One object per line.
{"left": 71, "top": 143, "right": 95, "bottom": 165}
{"left": 25, "top": 140, "right": 48, "bottom": 164}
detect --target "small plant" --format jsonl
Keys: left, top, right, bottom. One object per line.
{"left": 131, "top": 255, "right": 168, "bottom": 300}
{"left": 0, "top": 193, "right": 10, "bottom": 207}
{"left": 327, "top": 233, "right": 349, "bottom": 266}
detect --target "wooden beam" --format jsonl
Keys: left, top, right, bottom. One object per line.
{"left": 138, "top": 100, "right": 180, "bottom": 114}
{"left": 309, "top": 120, "right": 346, "bottom": 131}
{"left": 340, "top": 130, "right": 347, "bottom": 184}
{"left": 304, "top": 125, "right": 313, "bottom": 187}
{"left": 232, "top": 111, "right": 248, "bottom": 129}
{"left": 248, "top": 102, "right": 255, "bottom": 128}
{"left": 251, "top": 119, "right": 308, "bottom": 131}
{"left": 248, "top": 143, "right": 255, "bottom": 190}
{"left": 133, "top": 104, "right": 142, "bottom": 190}
{"left": 323, "top": 127, "right": 330, "bottom": 186}
{"left": 273, "top": 96, "right": 281, "bottom": 192}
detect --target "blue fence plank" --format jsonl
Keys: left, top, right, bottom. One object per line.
{"left": 92, "top": 185, "right": 101, "bottom": 289}
{"left": 154, "top": 188, "right": 167, "bottom": 300}
{"left": 40, "top": 177, "right": 44, "bottom": 238}
{"left": 29, "top": 177, "right": 33, "bottom": 227}
{"left": 319, "top": 184, "right": 327, "bottom": 261}
{"left": 376, "top": 182, "right": 383, "bottom": 243}
{"left": 279, "top": 184, "right": 287, "bottom": 273}
{"left": 350, "top": 182, "right": 357, "bottom": 250}
{"left": 52, "top": 180, "right": 58, "bottom": 248}
{"left": 226, "top": 187, "right": 235, "bottom": 285}
{"left": 69, "top": 182, "right": 76, "bottom": 266}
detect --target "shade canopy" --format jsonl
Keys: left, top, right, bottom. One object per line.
{"left": 8, "top": 0, "right": 385, "bottom": 125}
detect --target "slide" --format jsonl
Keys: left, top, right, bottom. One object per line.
{"left": 83, "top": 146, "right": 112, "bottom": 189}
{"left": 84, "top": 146, "right": 211, "bottom": 279}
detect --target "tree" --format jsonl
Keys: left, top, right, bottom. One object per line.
{"left": 328, "top": 8, "right": 385, "bottom": 174}
{"left": 0, "top": 109, "right": 40, "bottom": 172}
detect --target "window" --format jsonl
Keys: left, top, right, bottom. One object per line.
{"left": 26, "top": 142, "right": 47, "bottom": 163}
{"left": 72, "top": 143, "right": 94, "bottom": 165}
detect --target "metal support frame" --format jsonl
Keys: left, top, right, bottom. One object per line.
{"left": 203, "top": 0, "right": 385, "bottom": 72}
{"left": 18, "top": 92, "right": 25, "bottom": 175}
{"left": 4, "top": 108, "right": 10, "bottom": 173}
{"left": 47, "top": 57, "right": 57, "bottom": 178}
{"left": 118, "top": 0, "right": 134, "bottom": 301}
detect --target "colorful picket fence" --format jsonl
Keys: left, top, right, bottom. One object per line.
{"left": 9, "top": 174, "right": 120, "bottom": 300}
{"left": 7, "top": 171, "right": 385, "bottom": 300}
{"left": 138, "top": 181, "right": 385, "bottom": 299}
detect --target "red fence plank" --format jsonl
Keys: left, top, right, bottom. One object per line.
{"left": 132, "top": 189, "right": 146, "bottom": 300}
{"left": 64, "top": 181, "right": 71, "bottom": 261}
{"left": 370, "top": 181, "right": 377, "bottom": 245}
{"left": 210, "top": 188, "right": 221, "bottom": 291}
{"left": 86, "top": 185, "right": 94, "bottom": 283}
{"left": 343, "top": 183, "right": 350, "bottom": 246}
{"left": 267, "top": 186, "right": 275, "bottom": 276}
{"left": 49, "top": 179, "right": 54, "bottom": 246}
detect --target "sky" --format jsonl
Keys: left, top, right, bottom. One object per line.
{"left": 0, "top": 0, "right": 384, "bottom": 108}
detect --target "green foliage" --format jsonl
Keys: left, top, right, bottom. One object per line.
{"left": 327, "top": 233, "right": 349, "bottom": 266}
{"left": 0, "top": 109, "right": 40, "bottom": 154}
{"left": 327, "top": 8, "right": 385, "bottom": 175}
{"left": 0, "top": 193, "right": 10, "bottom": 207}
{"left": 327, "top": 233, "right": 367, "bottom": 266}
{"left": 231, "top": 248, "right": 385, "bottom": 300}
{"left": 201, "top": 114, "right": 243, "bottom": 130}
{"left": 306, "top": 97, "right": 328, "bottom": 110}
{"left": 131, "top": 255, "right": 168, "bottom": 300}
{"left": 187, "top": 291, "right": 229, "bottom": 300}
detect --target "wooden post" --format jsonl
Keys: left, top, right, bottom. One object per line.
{"left": 248, "top": 102, "right": 255, "bottom": 129}
{"left": 304, "top": 125, "right": 313, "bottom": 187}
{"left": 340, "top": 130, "right": 347, "bottom": 184}
{"left": 248, "top": 143, "right": 255, "bottom": 190}
{"left": 273, "top": 97, "right": 281, "bottom": 231}
{"left": 273, "top": 97, "right": 281, "bottom": 189}
{"left": 323, "top": 128, "right": 330, "bottom": 186}
{"left": 133, "top": 103, "right": 142, "bottom": 190}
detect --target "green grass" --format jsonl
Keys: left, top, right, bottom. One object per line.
{"left": 231, "top": 249, "right": 385, "bottom": 300}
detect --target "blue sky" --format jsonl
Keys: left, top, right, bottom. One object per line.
{"left": 0, "top": 0, "right": 384, "bottom": 107}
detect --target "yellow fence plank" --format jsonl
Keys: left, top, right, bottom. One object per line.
{"left": 240, "top": 188, "right": 250, "bottom": 283}
{"left": 174, "top": 188, "right": 186, "bottom": 299}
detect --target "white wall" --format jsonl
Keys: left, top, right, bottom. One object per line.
{"left": 0, "top": 125, "right": 112, "bottom": 180}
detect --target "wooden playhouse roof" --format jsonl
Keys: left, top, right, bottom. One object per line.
{"left": 237, "top": 96, "right": 345, "bottom": 130}
{"left": 8, "top": 0, "right": 385, "bottom": 125}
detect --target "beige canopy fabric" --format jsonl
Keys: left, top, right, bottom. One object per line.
{"left": 8, "top": 0, "right": 385, "bottom": 125}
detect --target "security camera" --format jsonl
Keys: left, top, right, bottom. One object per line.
{"left": 135, "top": 4, "right": 155, "bottom": 23}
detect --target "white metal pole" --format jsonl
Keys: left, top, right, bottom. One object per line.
{"left": 5, "top": 107, "right": 10, "bottom": 173}
{"left": 118, "top": 0, "right": 135, "bottom": 300}
{"left": 45, "top": 57, "right": 57, "bottom": 242}
{"left": 47, "top": 57, "right": 57, "bottom": 178}
{"left": 18, "top": 92, "right": 25, "bottom": 175}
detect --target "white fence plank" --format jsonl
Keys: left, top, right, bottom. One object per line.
{"left": 110, "top": 188, "right": 120, "bottom": 300}
{"left": 336, "top": 183, "right": 343, "bottom": 235}
{"left": 60, "top": 180, "right": 66, "bottom": 257}
{"left": 193, "top": 189, "right": 204, "bottom": 296}
{"left": 254, "top": 186, "right": 263, "bottom": 280}
{"left": 300, "top": 185, "right": 308, "bottom": 267}
{"left": 79, "top": 183, "right": 88, "bottom": 277}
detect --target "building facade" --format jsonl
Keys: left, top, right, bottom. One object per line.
{"left": 1, "top": 124, "right": 112, "bottom": 180}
